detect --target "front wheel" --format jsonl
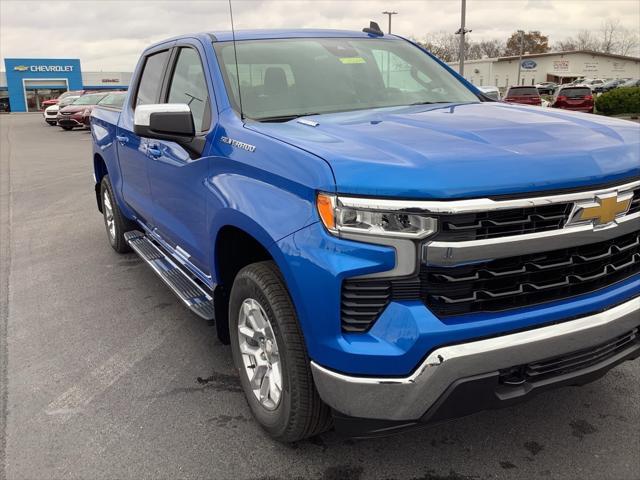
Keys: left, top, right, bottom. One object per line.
{"left": 229, "top": 261, "right": 332, "bottom": 442}
{"left": 61, "top": 126, "right": 73, "bottom": 131}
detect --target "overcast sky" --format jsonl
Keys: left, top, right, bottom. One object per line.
{"left": 1, "top": 0, "right": 638, "bottom": 71}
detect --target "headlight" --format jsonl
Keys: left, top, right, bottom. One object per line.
{"left": 82, "top": 108, "right": 91, "bottom": 116}
{"left": 317, "top": 193, "right": 437, "bottom": 239}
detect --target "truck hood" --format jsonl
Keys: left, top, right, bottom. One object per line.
{"left": 247, "top": 102, "right": 640, "bottom": 199}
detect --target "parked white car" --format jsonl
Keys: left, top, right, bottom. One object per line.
{"left": 477, "top": 86, "right": 501, "bottom": 101}
{"left": 42, "top": 95, "right": 80, "bottom": 126}
{"left": 43, "top": 105, "right": 59, "bottom": 125}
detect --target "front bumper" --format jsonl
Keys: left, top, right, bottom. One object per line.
{"left": 311, "top": 297, "right": 639, "bottom": 425}
{"left": 57, "top": 116, "right": 84, "bottom": 127}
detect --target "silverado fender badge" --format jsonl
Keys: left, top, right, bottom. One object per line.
{"left": 220, "top": 136, "right": 256, "bottom": 153}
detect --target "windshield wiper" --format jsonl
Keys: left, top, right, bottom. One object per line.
{"left": 408, "top": 101, "right": 452, "bottom": 106}
{"left": 253, "top": 112, "right": 323, "bottom": 123}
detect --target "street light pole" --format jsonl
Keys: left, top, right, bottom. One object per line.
{"left": 455, "top": 0, "right": 471, "bottom": 76}
{"left": 517, "top": 30, "right": 525, "bottom": 86}
{"left": 382, "top": 11, "right": 397, "bottom": 34}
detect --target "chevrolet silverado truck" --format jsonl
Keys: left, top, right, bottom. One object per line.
{"left": 90, "top": 26, "right": 640, "bottom": 442}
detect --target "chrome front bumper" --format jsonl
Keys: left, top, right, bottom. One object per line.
{"left": 311, "top": 297, "right": 640, "bottom": 421}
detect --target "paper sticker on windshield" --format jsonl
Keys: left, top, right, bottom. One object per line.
{"left": 339, "top": 57, "right": 366, "bottom": 64}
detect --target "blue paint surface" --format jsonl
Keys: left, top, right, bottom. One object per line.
{"left": 91, "top": 30, "right": 640, "bottom": 377}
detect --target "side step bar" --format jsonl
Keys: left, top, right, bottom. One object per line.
{"left": 124, "top": 230, "right": 215, "bottom": 320}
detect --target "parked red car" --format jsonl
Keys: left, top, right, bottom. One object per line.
{"left": 57, "top": 92, "right": 109, "bottom": 130}
{"left": 502, "top": 86, "right": 542, "bottom": 106}
{"left": 551, "top": 86, "right": 594, "bottom": 113}
{"left": 41, "top": 90, "right": 86, "bottom": 109}
{"left": 83, "top": 91, "right": 127, "bottom": 126}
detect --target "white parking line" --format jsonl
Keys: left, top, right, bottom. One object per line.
{"left": 45, "top": 315, "right": 182, "bottom": 420}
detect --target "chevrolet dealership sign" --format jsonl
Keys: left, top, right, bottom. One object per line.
{"left": 13, "top": 64, "right": 74, "bottom": 72}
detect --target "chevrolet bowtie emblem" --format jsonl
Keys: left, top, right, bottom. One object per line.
{"left": 574, "top": 194, "right": 633, "bottom": 226}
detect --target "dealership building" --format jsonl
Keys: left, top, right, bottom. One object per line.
{"left": 1, "top": 58, "right": 132, "bottom": 112}
{"left": 448, "top": 50, "right": 640, "bottom": 89}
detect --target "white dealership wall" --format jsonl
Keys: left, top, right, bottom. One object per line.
{"left": 449, "top": 50, "right": 640, "bottom": 88}
{"left": 81, "top": 71, "right": 132, "bottom": 89}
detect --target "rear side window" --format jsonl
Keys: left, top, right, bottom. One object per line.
{"left": 507, "top": 87, "right": 539, "bottom": 96}
{"left": 560, "top": 88, "right": 591, "bottom": 98}
{"left": 135, "top": 50, "right": 169, "bottom": 107}
{"left": 167, "top": 47, "right": 211, "bottom": 131}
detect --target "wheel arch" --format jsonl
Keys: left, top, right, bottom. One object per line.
{"left": 94, "top": 152, "right": 108, "bottom": 212}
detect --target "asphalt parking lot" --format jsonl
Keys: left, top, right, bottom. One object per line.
{"left": 1, "top": 114, "right": 639, "bottom": 480}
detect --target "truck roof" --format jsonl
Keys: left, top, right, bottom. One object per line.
{"left": 209, "top": 29, "right": 394, "bottom": 42}
{"left": 145, "top": 29, "right": 397, "bottom": 50}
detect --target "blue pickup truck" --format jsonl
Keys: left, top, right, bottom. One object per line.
{"left": 91, "top": 26, "right": 640, "bottom": 442}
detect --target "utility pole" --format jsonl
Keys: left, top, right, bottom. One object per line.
{"left": 455, "top": 0, "right": 471, "bottom": 76}
{"left": 516, "top": 30, "right": 525, "bottom": 86}
{"left": 382, "top": 11, "right": 397, "bottom": 34}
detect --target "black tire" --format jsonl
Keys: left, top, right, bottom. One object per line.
{"left": 61, "top": 126, "right": 73, "bottom": 131}
{"left": 46, "top": 121, "right": 56, "bottom": 126}
{"left": 229, "top": 261, "right": 332, "bottom": 442}
{"left": 100, "top": 176, "right": 136, "bottom": 253}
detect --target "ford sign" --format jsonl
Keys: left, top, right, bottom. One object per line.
{"left": 521, "top": 60, "right": 537, "bottom": 69}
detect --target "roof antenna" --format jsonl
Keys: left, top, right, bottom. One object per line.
{"left": 228, "top": 0, "right": 244, "bottom": 120}
{"left": 363, "top": 21, "right": 384, "bottom": 36}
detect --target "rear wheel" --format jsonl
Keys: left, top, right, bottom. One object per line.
{"left": 100, "top": 176, "right": 136, "bottom": 253}
{"left": 61, "top": 126, "right": 73, "bottom": 131}
{"left": 229, "top": 261, "right": 332, "bottom": 442}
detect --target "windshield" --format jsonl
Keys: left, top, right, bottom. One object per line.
{"left": 97, "top": 92, "right": 126, "bottom": 108}
{"left": 72, "top": 93, "right": 107, "bottom": 105}
{"left": 59, "top": 96, "right": 79, "bottom": 107}
{"left": 214, "top": 37, "right": 479, "bottom": 121}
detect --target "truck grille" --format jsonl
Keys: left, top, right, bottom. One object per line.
{"left": 629, "top": 189, "right": 640, "bottom": 215}
{"left": 438, "top": 203, "right": 572, "bottom": 241}
{"left": 341, "top": 230, "right": 640, "bottom": 331}
{"left": 424, "top": 230, "right": 640, "bottom": 316}
{"left": 500, "top": 327, "right": 639, "bottom": 385}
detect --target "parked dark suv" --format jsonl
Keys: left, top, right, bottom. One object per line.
{"left": 503, "top": 86, "right": 542, "bottom": 106}
{"left": 551, "top": 86, "right": 594, "bottom": 113}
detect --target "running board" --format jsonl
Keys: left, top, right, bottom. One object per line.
{"left": 124, "top": 230, "right": 215, "bottom": 320}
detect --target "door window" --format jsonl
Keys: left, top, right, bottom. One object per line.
{"left": 135, "top": 50, "right": 169, "bottom": 106}
{"left": 167, "top": 48, "right": 211, "bottom": 132}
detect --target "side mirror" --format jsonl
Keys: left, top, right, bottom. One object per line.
{"left": 133, "top": 104, "right": 195, "bottom": 142}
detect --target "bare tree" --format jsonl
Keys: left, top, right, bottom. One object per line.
{"left": 478, "top": 39, "right": 505, "bottom": 58}
{"left": 600, "top": 19, "right": 620, "bottom": 53}
{"left": 617, "top": 27, "right": 639, "bottom": 56}
{"left": 421, "top": 31, "right": 466, "bottom": 62}
{"left": 554, "top": 20, "right": 639, "bottom": 56}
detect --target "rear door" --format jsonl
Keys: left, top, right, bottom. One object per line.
{"left": 146, "top": 41, "right": 215, "bottom": 276}
{"left": 117, "top": 46, "right": 172, "bottom": 225}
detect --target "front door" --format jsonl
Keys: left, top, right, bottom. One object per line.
{"left": 146, "top": 44, "right": 215, "bottom": 276}
{"left": 117, "top": 47, "right": 172, "bottom": 226}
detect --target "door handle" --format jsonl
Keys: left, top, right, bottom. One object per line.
{"left": 116, "top": 135, "right": 128, "bottom": 145}
{"left": 147, "top": 144, "right": 162, "bottom": 158}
